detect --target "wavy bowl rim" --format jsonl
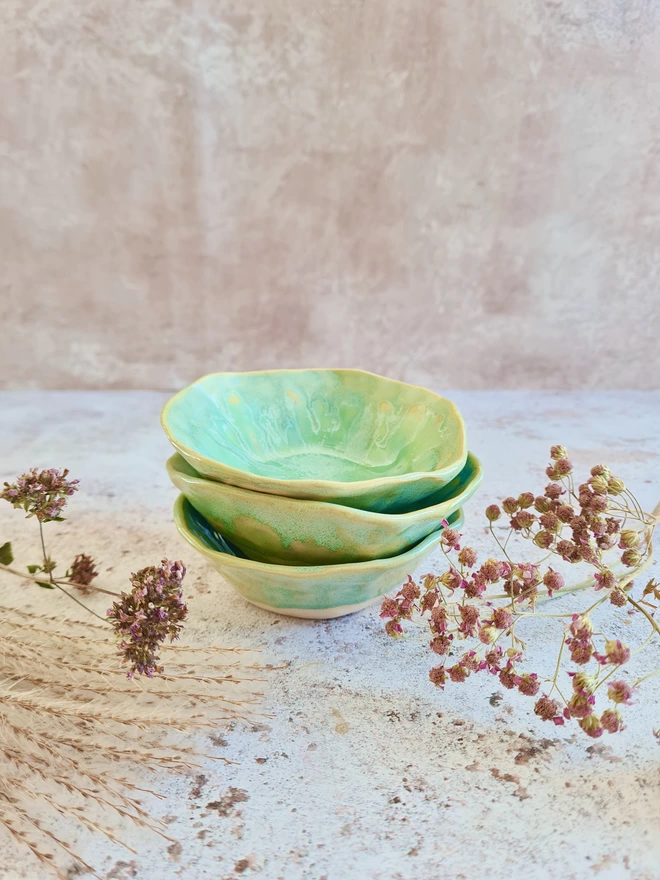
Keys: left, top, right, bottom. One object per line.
{"left": 161, "top": 368, "right": 468, "bottom": 496}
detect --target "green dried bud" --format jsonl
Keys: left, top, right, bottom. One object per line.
{"left": 517, "top": 492, "right": 535, "bottom": 509}
{"left": 572, "top": 672, "right": 596, "bottom": 694}
{"left": 502, "top": 497, "right": 519, "bottom": 515}
{"left": 590, "top": 464, "right": 610, "bottom": 478}
{"left": 533, "top": 530, "right": 554, "bottom": 549}
{"left": 590, "top": 474, "right": 610, "bottom": 494}
{"left": 621, "top": 549, "right": 641, "bottom": 568}
{"left": 607, "top": 477, "right": 625, "bottom": 495}
{"left": 534, "top": 496, "right": 551, "bottom": 513}
{"left": 485, "top": 504, "right": 501, "bottom": 522}
{"left": 550, "top": 445, "right": 568, "bottom": 461}
{"left": 619, "top": 529, "right": 640, "bottom": 549}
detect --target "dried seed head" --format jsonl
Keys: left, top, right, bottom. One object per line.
{"left": 534, "top": 530, "right": 554, "bottom": 549}
{"left": 590, "top": 474, "right": 610, "bottom": 494}
{"left": 534, "top": 496, "right": 551, "bottom": 513}
{"left": 550, "top": 445, "right": 568, "bottom": 461}
{"left": 485, "top": 504, "right": 501, "bottom": 522}
{"left": 517, "top": 492, "right": 535, "bottom": 509}
{"left": 621, "top": 549, "right": 642, "bottom": 568}
{"left": 607, "top": 477, "right": 625, "bottom": 495}
{"left": 502, "top": 497, "right": 519, "bottom": 515}
{"left": 619, "top": 529, "right": 641, "bottom": 549}
{"left": 609, "top": 589, "right": 627, "bottom": 607}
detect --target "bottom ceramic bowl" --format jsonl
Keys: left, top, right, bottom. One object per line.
{"left": 173, "top": 496, "right": 464, "bottom": 619}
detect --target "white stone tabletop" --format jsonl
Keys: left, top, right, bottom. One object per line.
{"left": 1, "top": 391, "right": 659, "bottom": 880}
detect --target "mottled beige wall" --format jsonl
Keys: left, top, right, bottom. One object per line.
{"left": 1, "top": 1, "right": 659, "bottom": 390}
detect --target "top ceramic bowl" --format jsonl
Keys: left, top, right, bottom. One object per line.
{"left": 161, "top": 369, "right": 467, "bottom": 512}
{"left": 173, "top": 495, "right": 464, "bottom": 619}
{"left": 167, "top": 451, "right": 482, "bottom": 565}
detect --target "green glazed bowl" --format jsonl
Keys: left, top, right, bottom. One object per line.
{"left": 167, "top": 451, "right": 482, "bottom": 565}
{"left": 161, "top": 369, "right": 467, "bottom": 512}
{"left": 173, "top": 495, "right": 464, "bottom": 619}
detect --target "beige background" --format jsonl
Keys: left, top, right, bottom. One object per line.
{"left": 1, "top": 0, "right": 659, "bottom": 391}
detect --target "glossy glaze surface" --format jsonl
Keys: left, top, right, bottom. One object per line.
{"left": 162, "top": 369, "right": 467, "bottom": 511}
{"left": 173, "top": 496, "right": 463, "bottom": 618}
{"left": 167, "top": 452, "right": 481, "bottom": 565}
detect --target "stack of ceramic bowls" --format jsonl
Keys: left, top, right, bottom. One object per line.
{"left": 162, "top": 369, "right": 482, "bottom": 620}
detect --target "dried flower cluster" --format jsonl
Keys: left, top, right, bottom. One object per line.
{"left": 107, "top": 560, "right": 189, "bottom": 677}
{"left": 382, "top": 447, "right": 658, "bottom": 739}
{"left": 1, "top": 468, "right": 190, "bottom": 677}
{"left": 0, "top": 467, "right": 269, "bottom": 877}
{"left": 1, "top": 468, "right": 79, "bottom": 522}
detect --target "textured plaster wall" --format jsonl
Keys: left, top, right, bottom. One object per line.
{"left": 1, "top": 1, "right": 659, "bottom": 391}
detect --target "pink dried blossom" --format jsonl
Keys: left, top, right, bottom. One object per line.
{"left": 607, "top": 680, "right": 633, "bottom": 705}
{"left": 602, "top": 640, "right": 631, "bottom": 666}
{"left": 1, "top": 468, "right": 79, "bottom": 522}
{"left": 429, "top": 666, "right": 447, "bottom": 688}
{"left": 600, "top": 709, "right": 624, "bottom": 734}
{"left": 107, "top": 559, "right": 187, "bottom": 678}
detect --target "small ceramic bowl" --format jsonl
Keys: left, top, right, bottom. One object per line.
{"left": 167, "top": 451, "right": 482, "bottom": 565}
{"left": 173, "top": 495, "right": 463, "bottom": 619}
{"left": 161, "top": 369, "right": 467, "bottom": 512}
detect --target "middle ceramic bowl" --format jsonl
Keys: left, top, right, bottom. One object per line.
{"left": 173, "top": 495, "right": 464, "bottom": 619}
{"left": 167, "top": 451, "right": 482, "bottom": 565}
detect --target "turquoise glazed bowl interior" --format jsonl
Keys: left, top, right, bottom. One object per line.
{"left": 173, "top": 495, "right": 464, "bottom": 619}
{"left": 161, "top": 369, "right": 467, "bottom": 512}
{"left": 167, "top": 451, "right": 482, "bottom": 566}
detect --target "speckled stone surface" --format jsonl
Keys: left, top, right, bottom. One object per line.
{"left": 1, "top": 391, "right": 659, "bottom": 880}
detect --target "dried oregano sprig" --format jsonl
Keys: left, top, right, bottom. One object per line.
{"left": 381, "top": 447, "right": 659, "bottom": 739}
{"left": 0, "top": 468, "right": 190, "bottom": 678}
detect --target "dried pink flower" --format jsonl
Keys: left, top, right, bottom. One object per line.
{"left": 607, "top": 680, "right": 633, "bottom": 705}
{"left": 534, "top": 695, "right": 561, "bottom": 723}
{"left": 458, "top": 547, "right": 478, "bottom": 568}
{"left": 385, "top": 619, "right": 404, "bottom": 638}
{"left": 518, "top": 673, "right": 540, "bottom": 697}
{"left": 68, "top": 553, "right": 99, "bottom": 590}
{"left": 1, "top": 468, "right": 79, "bottom": 522}
{"left": 602, "top": 640, "right": 631, "bottom": 666}
{"left": 448, "top": 664, "right": 469, "bottom": 683}
{"left": 600, "top": 709, "right": 624, "bottom": 734}
{"left": 542, "top": 568, "right": 565, "bottom": 596}
{"left": 430, "top": 634, "right": 452, "bottom": 656}
{"left": 458, "top": 604, "right": 480, "bottom": 637}
{"left": 380, "top": 597, "right": 399, "bottom": 619}
{"left": 429, "top": 666, "right": 447, "bottom": 688}
{"left": 107, "top": 559, "right": 188, "bottom": 677}
{"left": 441, "top": 529, "right": 461, "bottom": 550}
{"left": 579, "top": 714, "right": 604, "bottom": 738}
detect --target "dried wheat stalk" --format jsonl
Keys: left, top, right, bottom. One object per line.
{"left": 0, "top": 604, "right": 268, "bottom": 879}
